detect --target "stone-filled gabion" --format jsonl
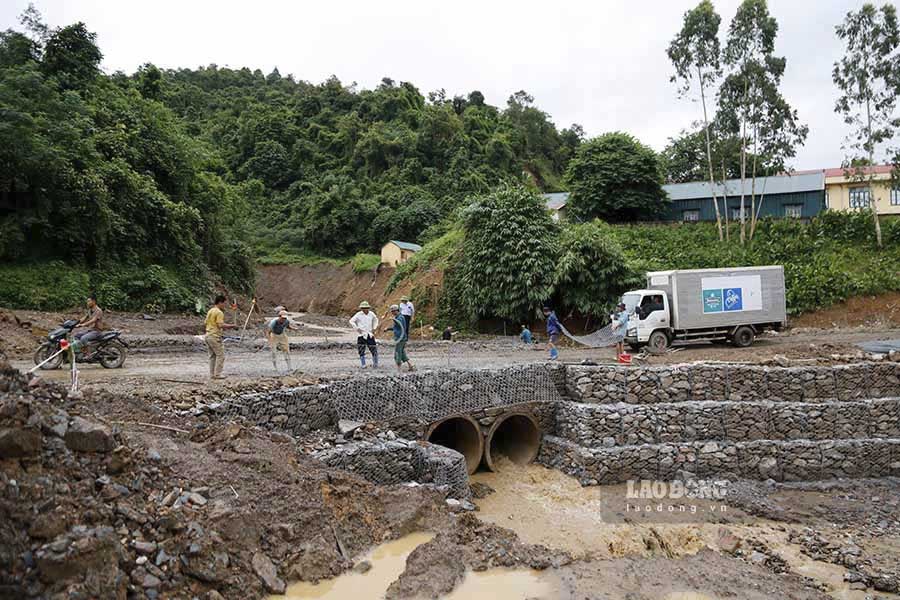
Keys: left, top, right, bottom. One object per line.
{"left": 565, "top": 362, "right": 900, "bottom": 404}
{"left": 834, "top": 363, "right": 872, "bottom": 401}
{"left": 225, "top": 385, "right": 337, "bottom": 435}
{"left": 800, "top": 367, "right": 837, "bottom": 402}
{"left": 727, "top": 365, "right": 768, "bottom": 401}
{"left": 689, "top": 365, "right": 730, "bottom": 402}
{"left": 764, "top": 367, "right": 805, "bottom": 402}
{"left": 539, "top": 437, "right": 900, "bottom": 485}
{"left": 313, "top": 439, "right": 470, "bottom": 500}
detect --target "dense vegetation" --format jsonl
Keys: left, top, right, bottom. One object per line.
{"left": 149, "top": 75, "right": 580, "bottom": 261}
{"left": 0, "top": 9, "right": 582, "bottom": 311}
{"left": 0, "top": 12, "right": 254, "bottom": 311}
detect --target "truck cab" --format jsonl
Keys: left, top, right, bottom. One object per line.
{"left": 622, "top": 289, "right": 671, "bottom": 351}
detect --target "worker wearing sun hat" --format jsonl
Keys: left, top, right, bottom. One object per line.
{"left": 349, "top": 301, "right": 379, "bottom": 368}
{"left": 399, "top": 295, "right": 415, "bottom": 334}
{"left": 387, "top": 304, "right": 414, "bottom": 372}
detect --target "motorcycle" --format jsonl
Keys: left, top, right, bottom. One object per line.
{"left": 32, "top": 320, "right": 128, "bottom": 370}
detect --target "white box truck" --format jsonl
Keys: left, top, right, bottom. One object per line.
{"left": 622, "top": 266, "right": 787, "bottom": 351}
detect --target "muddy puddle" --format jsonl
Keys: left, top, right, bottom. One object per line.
{"left": 276, "top": 531, "right": 556, "bottom": 600}
{"left": 470, "top": 458, "right": 727, "bottom": 559}
{"left": 279, "top": 532, "right": 435, "bottom": 599}
{"left": 472, "top": 460, "right": 900, "bottom": 600}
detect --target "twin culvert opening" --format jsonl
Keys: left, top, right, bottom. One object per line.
{"left": 425, "top": 412, "right": 541, "bottom": 474}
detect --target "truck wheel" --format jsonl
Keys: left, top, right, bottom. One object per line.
{"left": 648, "top": 331, "right": 669, "bottom": 353}
{"left": 732, "top": 326, "right": 755, "bottom": 348}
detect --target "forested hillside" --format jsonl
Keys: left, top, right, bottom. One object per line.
{"left": 155, "top": 71, "right": 581, "bottom": 259}
{"left": 0, "top": 10, "right": 581, "bottom": 311}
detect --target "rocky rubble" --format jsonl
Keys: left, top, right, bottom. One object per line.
{"left": 0, "top": 361, "right": 453, "bottom": 599}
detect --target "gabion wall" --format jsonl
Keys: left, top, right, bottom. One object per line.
{"left": 539, "top": 436, "right": 900, "bottom": 485}
{"left": 226, "top": 363, "right": 564, "bottom": 437}
{"left": 554, "top": 398, "right": 900, "bottom": 446}
{"left": 566, "top": 363, "right": 900, "bottom": 404}
{"left": 547, "top": 362, "right": 900, "bottom": 486}
{"left": 313, "top": 439, "right": 471, "bottom": 500}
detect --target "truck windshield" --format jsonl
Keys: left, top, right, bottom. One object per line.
{"left": 621, "top": 293, "right": 641, "bottom": 315}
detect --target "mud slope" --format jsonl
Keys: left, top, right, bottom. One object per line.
{"left": 254, "top": 264, "right": 393, "bottom": 315}
{"left": 255, "top": 263, "right": 444, "bottom": 321}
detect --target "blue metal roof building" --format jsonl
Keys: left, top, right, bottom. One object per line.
{"left": 662, "top": 172, "right": 826, "bottom": 222}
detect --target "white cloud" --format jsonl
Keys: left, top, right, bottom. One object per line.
{"left": 0, "top": 0, "right": 885, "bottom": 169}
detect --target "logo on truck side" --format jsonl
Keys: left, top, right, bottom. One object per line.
{"left": 702, "top": 289, "right": 723, "bottom": 313}
{"left": 723, "top": 288, "right": 743, "bottom": 311}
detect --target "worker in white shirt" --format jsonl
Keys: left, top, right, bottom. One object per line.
{"left": 349, "top": 301, "right": 379, "bottom": 368}
{"left": 399, "top": 296, "right": 415, "bottom": 335}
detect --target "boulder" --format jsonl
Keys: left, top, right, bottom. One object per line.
{"left": 252, "top": 552, "right": 285, "bottom": 594}
{"left": 0, "top": 426, "right": 41, "bottom": 458}
{"left": 65, "top": 417, "right": 114, "bottom": 453}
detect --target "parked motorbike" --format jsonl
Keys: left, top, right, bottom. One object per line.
{"left": 32, "top": 320, "right": 128, "bottom": 370}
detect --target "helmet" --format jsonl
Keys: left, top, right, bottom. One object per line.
{"left": 390, "top": 304, "right": 400, "bottom": 312}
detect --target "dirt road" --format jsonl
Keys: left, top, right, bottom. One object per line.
{"left": 12, "top": 324, "right": 900, "bottom": 386}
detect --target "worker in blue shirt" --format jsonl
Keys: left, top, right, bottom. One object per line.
{"left": 520, "top": 325, "right": 533, "bottom": 344}
{"left": 387, "top": 304, "right": 415, "bottom": 372}
{"left": 542, "top": 306, "right": 561, "bottom": 360}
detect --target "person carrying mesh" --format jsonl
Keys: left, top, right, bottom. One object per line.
{"left": 349, "top": 301, "right": 379, "bottom": 368}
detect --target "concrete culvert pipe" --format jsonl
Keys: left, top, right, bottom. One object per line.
{"left": 483, "top": 412, "right": 541, "bottom": 472}
{"left": 425, "top": 415, "right": 484, "bottom": 475}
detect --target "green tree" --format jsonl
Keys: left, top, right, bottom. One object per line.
{"left": 554, "top": 221, "right": 643, "bottom": 316}
{"left": 565, "top": 132, "right": 668, "bottom": 223}
{"left": 668, "top": 0, "right": 725, "bottom": 240}
{"left": 719, "top": 0, "right": 805, "bottom": 243}
{"left": 41, "top": 22, "right": 102, "bottom": 90}
{"left": 453, "top": 184, "right": 560, "bottom": 322}
{"left": 833, "top": 2, "right": 900, "bottom": 247}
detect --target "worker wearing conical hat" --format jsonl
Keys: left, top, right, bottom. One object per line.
{"left": 349, "top": 301, "right": 379, "bottom": 369}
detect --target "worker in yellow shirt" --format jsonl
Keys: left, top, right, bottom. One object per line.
{"left": 205, "top": 294, "right": 237, "bottom": 380}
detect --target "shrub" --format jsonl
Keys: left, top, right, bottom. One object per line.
{"left": 0, "top": 262, "right": 90, "bottom": 310}
{"left": 351, "top": 253, "right": 382, "bottom": 273}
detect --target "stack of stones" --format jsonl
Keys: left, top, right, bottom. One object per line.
{"left": 224, "top": 385, "right": 337, "bottom": 436}
{"left": 541, "top": 362, "right": 900, "bottom": 485}
{"left": 312, "top": 439, "right": 470, "bottom": 499}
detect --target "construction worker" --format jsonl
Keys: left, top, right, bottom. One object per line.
{"left": 399, "top": 295, "right": 415, "bottom": 334}
{"left": 349, "top": 301, "right": 379, "bottom": 368}
{"left": 388, "top": 304, "right": 414, "bottom": 372}
{"left": 520, "top": 325, "right": 533, "bottom": 344}
{"left": 267, "top": 310, "right": 299, "bottom": 373}
{"left": 542, "top": 306, "right": 561, "bottom": 360}
{"left": 205, "top": 294, "right": 237, "bottom": 380}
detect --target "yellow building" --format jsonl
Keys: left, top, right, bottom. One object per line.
{"left": 380, "top": 240, "right": 422, "bottom": 267}
{"left": 825, "top": 166, "right": 900, "bottom": 215}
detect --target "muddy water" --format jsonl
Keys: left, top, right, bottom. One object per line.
{"left": 276, "top": 531, "right": 556, "bottom": 600}
{"left": 279, "top": 532, "right": 434, "bottom": 599}
{"left": 443, "top": 568, "right": 554, "bottom": 599}
{"left": 470, "top": 458, "right": 715, "bottom": 559}
{"left": 474, "top": 460, "right": 900, "bottom": 600}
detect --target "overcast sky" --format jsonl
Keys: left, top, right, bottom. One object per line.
{"left": 1, "top": 0, "right": 888, "bottom": 170}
